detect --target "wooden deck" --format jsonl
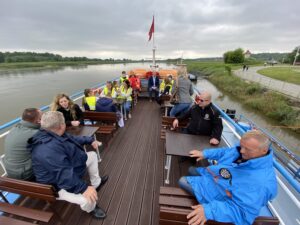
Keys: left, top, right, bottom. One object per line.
{"left": 8, "top": 99, "right": 191, "bottom": 225}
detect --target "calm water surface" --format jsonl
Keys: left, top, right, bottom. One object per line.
{"left": 0, "top": 63, "right": 299, "bottom": 156}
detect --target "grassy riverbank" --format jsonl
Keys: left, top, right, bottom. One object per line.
{"left": 187, "top": 61, "right": 300, "bottom": 132}
{"left": 257, "top": 67, "right": 300, "bottom": 85}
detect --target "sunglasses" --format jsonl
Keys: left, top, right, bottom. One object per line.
{"left": 199, "top": 99, "right": 209, "bottom": 102}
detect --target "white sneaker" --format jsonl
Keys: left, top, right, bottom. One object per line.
{"left": 128, "top": 113, "right": 132, "bottom": 119}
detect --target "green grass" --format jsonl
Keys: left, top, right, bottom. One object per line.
{"left": 257, "top": 67, "right": 300, "bottom": 85}
{"left": 186, "top": 61, "right": 300, "bottom": 132}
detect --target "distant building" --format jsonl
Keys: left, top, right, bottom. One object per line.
{"left": 244, "top": 50, "right": 251, "bottom": 58}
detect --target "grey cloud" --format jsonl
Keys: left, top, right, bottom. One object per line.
{"left": 0, "top": 0, "right": 299, "bottom": 59}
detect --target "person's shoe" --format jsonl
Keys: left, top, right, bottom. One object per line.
{"left": 96, "top": 175, "right": 109, "bottom": 192}
{"left": 149, "top": 99, "right": 152, "bottom": 102}
{"left": 91, "top": 206, "right": 106, "bottom": 219}
{"left": 128, "top": 113, "right": 132, "bottom": 119}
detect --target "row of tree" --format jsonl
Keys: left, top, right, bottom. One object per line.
{"left": 223, "top": 47, "right": 299, "bottom": 64}
{"left": 0, "top": 52, "right": 135, "bottom": 63}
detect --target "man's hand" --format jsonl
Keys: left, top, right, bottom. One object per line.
{"left": 91, "top": 140, "right": 102, "bottom": 150}
{"left": 189, "top": 150, "right": 204, "bottom": 161}
{"left": 187, "top": 204, "right": 207, "bottom": 225}
{"left": 71, "top": 121, "right": 80, "bottom": 126}
{"left": 209, "top": 138, "right": 219, "bottom": 145}
{"left": 172, "top": 119, "right": 179, "bottom": 129}
{"left": 82, "top": 186, "right": 98, "bottom": 204}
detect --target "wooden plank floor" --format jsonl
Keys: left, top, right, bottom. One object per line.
{"left": 8, "top": 99, "right": 193, "bottom": 225}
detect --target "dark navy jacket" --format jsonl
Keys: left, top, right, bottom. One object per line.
{"left": 96, "top": 97, "right": 117, "bottom": 112}
{"left": 148, "top": 75, "right": 159, "bottom": 90}
{"left": 177, "top": 103, "right": 223, "bottom": 141}
{"left": 29, "top": 129, "right": 94, "bottom": 194}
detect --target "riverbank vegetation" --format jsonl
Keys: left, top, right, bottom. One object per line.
{"left": 257, "top": 67, "right": 300, "bottom": 85}
{"left": 0, "top": 51, "right": 138, "bottom": 70}
{"left": 187, "top": 61, "right": 300, "bottom": 132}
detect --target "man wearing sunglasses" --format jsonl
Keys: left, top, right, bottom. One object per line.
{"left": 172, "top": 91, "right": 223, "bottom": 145}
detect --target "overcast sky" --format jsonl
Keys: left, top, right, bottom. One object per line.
{"left": 0, "top": 0, "right": 299, "bottom": 59}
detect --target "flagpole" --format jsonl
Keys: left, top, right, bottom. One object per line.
{"left": 152, "top": 15, "right": 156, "bottom": 72}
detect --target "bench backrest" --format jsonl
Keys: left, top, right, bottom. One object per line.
{"left": 83, "top": 111, "right": 118, "bottom": 124}
{"left": 162, "top": 116, "right": 189, "bottom": 128}
{"left": 0, "top": 177, "right": 57, "bottom": 202}
{"left": 159, "top": 187, "right": 279, "bottom": 225}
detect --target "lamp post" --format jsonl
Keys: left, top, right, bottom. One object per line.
{"left": 293, "top": 46, "right": 300, "bottom": 66}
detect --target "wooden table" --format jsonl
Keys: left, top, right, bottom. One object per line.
{"left": 66, "top": 126, "right": 102, "bottom": 162}
{"left": 66, "top": 126, "right": 99, "bottom": 137}
{"left": 164, "top": 131, "right": 225, "bottom": 184}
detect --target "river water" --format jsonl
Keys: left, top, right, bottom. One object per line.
{"left": 0, "top": 63, "right": 299, "bottom": 157}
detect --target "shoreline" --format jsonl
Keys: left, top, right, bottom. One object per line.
{"left": 187, "top": 61, "right": 300, "bottom": 134}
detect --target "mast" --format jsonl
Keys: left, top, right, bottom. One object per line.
{"left": 152, "top": 30, "right": 156, "bottom": 71}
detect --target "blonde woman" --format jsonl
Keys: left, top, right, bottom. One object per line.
{"left": 51, "top": 93, "right": 83, "bottom": 126}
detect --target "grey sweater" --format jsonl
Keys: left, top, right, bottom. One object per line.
{"left": 3, "top": 120, "right": 40, "bottom": 180}
{"left": 173, "top": 76, "right": 194, "bottom": 103}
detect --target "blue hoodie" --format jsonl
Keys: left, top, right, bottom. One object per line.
{"left": 186, "top": 146, "right": 277, "bottom": 225}
{"left": 29, "top": 129, "right": 94, "bottom": 194}
{"left": 96, "top": 97, "right": 117, "bottom": 112}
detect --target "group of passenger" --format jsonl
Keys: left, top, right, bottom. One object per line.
{"left": 148, "top": 66, "right": 277, "bottom": 225}
{"left": 2, "top": 68, "right": 278, "bottom": 224}
{"left": 83, "top": 72, "right": 138, "bottom": 119}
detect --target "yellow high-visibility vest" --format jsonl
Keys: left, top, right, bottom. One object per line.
{"left": 85, "top": 96, "right": 97, "bottom": 110}
{"left": 159, "top": 80, "right": 165, "bottom": 92}
{"left": 121, "top": 87, "right": 132, "bottom": 101}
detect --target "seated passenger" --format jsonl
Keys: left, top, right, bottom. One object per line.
{"left": 100, "top": 81, "right": 113, "bottom": 98}
{"left": 3, "top": 108, "right": 42, "bottom": 180}
{"left": 29, "top": 111, "right": 108, "bottom": 219}
{"left": 178, "top": 130, "right": 277, "bottom": 225}
{"left": 51, "top": 93, "right": 84, "bottom": 126}
{"left": 82, "top": 88, "right": 98, "bottom": 111}
{"left": 120, "top": 80, "right": 133, "bottom": 119}
{"left": 96, "top": 97, "right": 117, "bottom": 112}
{"left": 172, "top": 91, "right": 223, "bottom": 145}
{"left": 157, "top": 77, "right": 173, "bottom": 105}
{"left": 148, "top": 71, "right": 159, "bottom": 102}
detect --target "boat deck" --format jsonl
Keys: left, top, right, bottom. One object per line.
{"left": 10, "top": 99, "right": 190, "bottom": 225}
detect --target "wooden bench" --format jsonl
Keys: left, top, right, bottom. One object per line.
{"left": 83, "top": 111, "right": 118, "bottom": 143}
{"left": 161, "top": 116, "right": 189, "bottom": 140}
{"left": 159, "top": 187, "right": 279, "bottom": 225}
{"left": 0, "top": 177, "right": 57, "bottom": 224}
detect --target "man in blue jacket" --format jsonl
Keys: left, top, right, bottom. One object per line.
{"left": 29, "top": 111, "right": 108, "bottom": 219}
{"left": 178, "top": 130, "right": 277, "bottom": 225}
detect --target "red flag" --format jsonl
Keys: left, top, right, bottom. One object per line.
{"left": 148, "top": 16, "right": 154, "bottom": 41}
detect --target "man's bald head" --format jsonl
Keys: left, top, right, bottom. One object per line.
{"left": 197, "top": 91, "right": 212, "bottom": 108}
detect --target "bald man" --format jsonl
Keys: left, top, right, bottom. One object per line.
{"left": 173, "top": 91, "right": 223, "bottom": 145}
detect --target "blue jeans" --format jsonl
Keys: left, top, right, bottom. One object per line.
{"left": 124, "top": 101, "right": 131, "bottom": 113}
{"left": 170, "top": 103, "right": 191, "bottom": 117}
{"left": 178, "top": 166, "right": 201, "bottom": 195}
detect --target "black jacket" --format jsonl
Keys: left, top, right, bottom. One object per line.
{"left": 57, "top": 104, "right": 84, "bottom": 126}
{"left": 177, "top": 103, "right": 223, "bottom": 141}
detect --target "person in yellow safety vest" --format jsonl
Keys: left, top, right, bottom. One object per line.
{"left": 82, "top": 89, "right": 98, "bottom": 111}
{"left": 121, "top": 80, "right": 133, "bottom": 119}
{"left": 120, "top": 71, "right": 128, "bottom": 84}
{"left": 100, "top": 81, "right": 113, "bottom": 98}
{"left": 168, "top": 74, "right": 174, "bottom": 88}
{"left": 159, "top": 79, "right": 166, "bottom": 93}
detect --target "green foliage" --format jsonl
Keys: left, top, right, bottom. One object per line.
{"left": 257, "top": 67, "right": 300, "bottom": 85}
{"left": 186, "top": 61, "right": 300, "bottom": 132}
{"left": 288, "top": 47, "right": 300, "bottom": 64}
{"left": 0, "top": 52, "right": 4, "bottom": 63}
{"left": 251, "top": 52, "right": 288, "bottom": 63}
{"left": 223, "top": 48, "right": 245, "bottom": 64}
